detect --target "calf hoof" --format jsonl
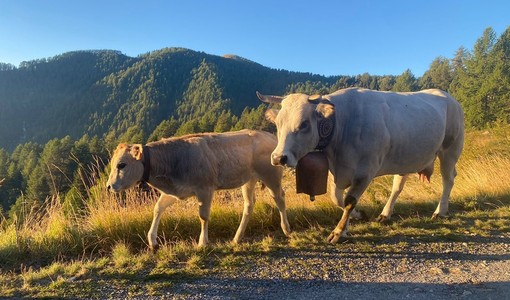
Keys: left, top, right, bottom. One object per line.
{"left": 376, "top": 215, "right": 391, "bottom": 224}
{"left": 282, "top": 228, "right": 292, "bottom": 237}
{"left": 431, "top": 212, "right": 448, "bottom": 220}
{"left": 197, "top": 241, "right": 208, "bottom": 248}
{"left": 149, "top": 244, "right": 160, "bottom": 253}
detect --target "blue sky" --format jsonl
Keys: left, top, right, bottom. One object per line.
{"left": 0, "top": 0, "right": 508, "bottom": 76}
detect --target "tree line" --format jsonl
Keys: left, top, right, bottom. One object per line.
{"left": 0, "top": 26, "right": 509, "bottom": 221}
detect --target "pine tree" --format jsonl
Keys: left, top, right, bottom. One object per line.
{"left": 488, "top": 27, "right": 510, "bottom": 124}
{"left": 392, "top": 69, "right": 418, "bottom": 92}
{"left": 214, "top": 110, "right": 235, "bottom": 132}
{"left": 148, "top": 118, "right": 179, "bottom": 142}
{"left": 419, "top": 57, "right": 453, "bottom": 91}
{"left": 175, "top": 119, "right": 200, "bottom": 136}
{"left": 38, "top": 136, "right": 75, "bottom": 198}
{"left": 453, "top": 27, "right": 498, "bottom": 128}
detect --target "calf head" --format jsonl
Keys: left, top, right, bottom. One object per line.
{"left": 257, "top": 91, "right": 335, "bottom": 167}
{"left": 106, "top": 143, "right": 145, "bottom": 192}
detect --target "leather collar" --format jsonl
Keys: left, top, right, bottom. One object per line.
{"left": 141, "top": 145, "right": 151, "bottom": 183}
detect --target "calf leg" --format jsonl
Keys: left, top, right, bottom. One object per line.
{"left": 196, "top": 189, "right": 214, "bottom": 247}
{"left": 266, "top": 181, "right": 291, "bottom": 237}
{"left": 377, "top": 174, "right": 408, "bottom": 222}
{"left": 148, "top": 194, "right": 178, "bottom": 250}
{"left": 258, "top": 169, "right": 291, "bottom": 238}
{"left": 233, "top": 179, "right": 257, "bottom": 243}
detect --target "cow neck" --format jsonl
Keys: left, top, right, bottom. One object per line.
{"left": 141, "top": 145, "right": 151, "bottom": 183}
{"left": 315, "top": 126, "right": 335, "bottom": 150}
{"left": 314, "top": 103, "right": 336, "bottom": 151}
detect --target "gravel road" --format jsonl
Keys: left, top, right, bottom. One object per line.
{"left": 115, "top": 233, "right": 510, "bottom": 300}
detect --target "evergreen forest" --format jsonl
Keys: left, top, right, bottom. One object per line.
{"left": 0, "top": 26, "right": 509, "bottom": 221}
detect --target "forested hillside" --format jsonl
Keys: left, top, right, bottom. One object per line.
{"left": 0, "top": 26, "right": 509, "bottom": 220}
{"left": 0, "top": 48, "right": 335, "bottom": 151}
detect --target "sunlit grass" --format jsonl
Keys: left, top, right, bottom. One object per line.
{"left": 0, "top": 126, "right": 509, "bottom": 297}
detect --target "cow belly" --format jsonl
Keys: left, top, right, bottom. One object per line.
{"left": 378, "top": 151, "right": 438, "bottom": 176}
{"left": 379, "top": 119, "right": 444, "bottom": 176}
{"left": 378, "top": 159, "right": 435, "bottom": 176}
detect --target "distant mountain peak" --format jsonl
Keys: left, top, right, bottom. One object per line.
{"left": 223, "top": 54, "right": 257, "bottom": 64}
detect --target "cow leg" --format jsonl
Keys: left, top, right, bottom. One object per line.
{"left": 329, "top": 176, "right": 344, "bottom": 207}
{"left": 377, "top": 174, "right": 408, "bottom": 222}
{"left": 233, "top": 179, "right": 257, "bottom": 244}
{"left": 329, "top": 179, "right": 365, "bottom": 221}
{"left": 148, "top": 194, "right": 178, "bottom": 250}
{"left": 328, "top": 176, "right": 372, "bottom": 244}
{"left": 196, "top": 189, "right": 214, "bottom": 247}
{"left": 433, "top": 152, "right": 458, "bottom": 219}
{"left": 328, "top": 183, "right": 350, "bottom": 235}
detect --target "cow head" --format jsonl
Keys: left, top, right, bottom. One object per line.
{"left": 106, "top": 143, "right": 145, "bottom": 192}
{"left": 257, "top": 91, "right": 335, "bottom": 167}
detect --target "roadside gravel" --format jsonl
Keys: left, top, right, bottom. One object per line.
{"left": 119, "top": 233, "right": 510, "bottom": 300}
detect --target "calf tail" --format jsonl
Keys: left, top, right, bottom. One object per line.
{"left": 259, "top": 181, "right": 266, "bottom": 190}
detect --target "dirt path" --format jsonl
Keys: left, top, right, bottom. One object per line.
{"left": 129, "top": 234, "right": 510, "bottom": 299}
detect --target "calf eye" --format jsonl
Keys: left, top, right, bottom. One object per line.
{"left": 299, "top": 121, "right": 310, "bottom": 131}
{"left": 117, "top": 162, "right": 127, "bottom": 170}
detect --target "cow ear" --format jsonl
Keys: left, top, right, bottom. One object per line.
{"left": 316, "top": 102, "right": 335, "bottom": 119}
{"left": 265, "top": 109, "right": 279, "bottom": 123}
{"left": 130, "top": 144, "right": 144, "bottom": 161}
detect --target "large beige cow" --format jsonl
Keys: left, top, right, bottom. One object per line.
{"left": 258, "top": 87, "right": 464, "bottom": 243}
{"left": 106, "top": 129, "right": 291, "bottom": 248}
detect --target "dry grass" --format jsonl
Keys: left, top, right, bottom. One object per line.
{"left": 0, "top": 126, "right": 509, "bottom": 275}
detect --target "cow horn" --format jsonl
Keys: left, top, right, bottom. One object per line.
{"left": 256, "top": 91, "right": 284, "bottom": 104}
{"left": 308, "top": 94, "right": 322, "bottom": 101}
{"left": 308, "top": 94, "right": 325, "bottom": 104}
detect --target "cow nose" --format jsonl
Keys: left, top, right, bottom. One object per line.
{"left": 271, "top": 154, "right": 288, "bottom": 166}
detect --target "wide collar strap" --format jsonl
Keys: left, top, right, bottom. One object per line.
{"left": 141, "top": 145, "right": 151, "bottom": 183}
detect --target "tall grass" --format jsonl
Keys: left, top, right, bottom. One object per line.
{"left": 1, "top": 126, "right": 510, "bottom": 271}
{"left": 0, "top": 196, "right": 84, "bottom": 269}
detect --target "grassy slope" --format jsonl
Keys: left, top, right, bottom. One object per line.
{"left": 1, "top": 126, "right": 509, "bottom": 298}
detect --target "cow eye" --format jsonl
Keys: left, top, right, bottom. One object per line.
{"left": 298, "top": 121, "right": 310, "bottom": 131}
{"left": 117, "top": 162, "right": 127, "bottom": 170}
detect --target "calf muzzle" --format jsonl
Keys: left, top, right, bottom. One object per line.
{"left": 271, "top": 154, "right": 288, "bottom": 166}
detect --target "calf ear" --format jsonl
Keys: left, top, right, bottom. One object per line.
{"left": 130, "top": 144, "right": 144, "bottom": 160}
{"left": 265, "top": 109, "right": 279, "bottom": 123}
{"left": 316, "top": 102, "right": 335, "bottom": 119}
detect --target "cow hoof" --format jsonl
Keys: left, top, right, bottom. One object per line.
{"left": 351, "top": 209, "right": 369, "bottom": 221}
{"left": 376, "top": 215, "right": 391, "bottom": 224}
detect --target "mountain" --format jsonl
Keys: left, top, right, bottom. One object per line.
{"left": 0, "top": 48, "right": 338, "bottom": 151}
